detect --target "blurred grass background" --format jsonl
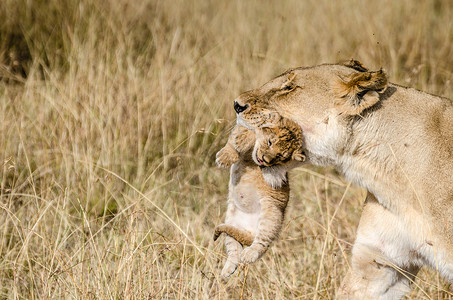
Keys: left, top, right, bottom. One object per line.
{"left": 1, "top": 0, "right": 452, "bottom": 298}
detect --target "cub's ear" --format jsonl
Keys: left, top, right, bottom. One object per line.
{"left": 333, "top": 69, "right": 388, "bottom": 116}
{"left": 292, "top": 149, "right": 306, "bottom": 162}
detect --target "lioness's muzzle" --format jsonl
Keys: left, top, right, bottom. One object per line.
{"left": 234, "top": 100, "right": 248, "bottom": 114}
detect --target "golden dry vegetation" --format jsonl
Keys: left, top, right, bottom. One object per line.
{"left": 1, "top": 0, "right": 453, "bottom": 299}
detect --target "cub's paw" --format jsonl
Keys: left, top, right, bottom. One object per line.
{"left": 221, "top": 260, "right": 238, "bottom": 280}
{"left": 216, "top": 148, "right": 238, "bottom": 168}
{"left": 240, "top": 245, "right": 264, "bottom": 264}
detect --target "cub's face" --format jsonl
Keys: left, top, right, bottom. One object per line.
{"left": 252, "top": 119, "right": 305, "bottom": 167}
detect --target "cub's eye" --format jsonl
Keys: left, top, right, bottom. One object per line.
{"left": 268, "top": 139, "right": 272, "bottom": 147}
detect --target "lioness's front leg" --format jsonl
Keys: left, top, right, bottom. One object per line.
{"left": 338, "top": 193, "right": 421, "bottom": 300}
{"left": 240, "top": 194, "right": 288, "bottom": 264}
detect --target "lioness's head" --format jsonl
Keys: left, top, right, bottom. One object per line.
{"left": 234, "top": 60, "right": 389, "bottom": 165}
{"left": 253, "top": 117, "right": 305, "bottom": 167}
{"left": 234, "top": 71, "right": 298, "bottom": 129}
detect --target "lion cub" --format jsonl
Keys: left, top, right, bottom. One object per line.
{"left": 214, "top": 117, "right": 304, "bottom": 279}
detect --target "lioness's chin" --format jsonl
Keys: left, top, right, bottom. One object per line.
{"left": 236, "top": 115, "right": 253, "bottom": 130}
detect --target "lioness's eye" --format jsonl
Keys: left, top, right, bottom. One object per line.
{"left": 268, "top": 139, "right": 272, "bottom": 147}
{"left": 282, "top": 84, "right": 293, "bottom": 91}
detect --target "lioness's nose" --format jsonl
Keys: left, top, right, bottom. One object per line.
{"left": 234, "top": 100, "right": 248, "bottom": 114}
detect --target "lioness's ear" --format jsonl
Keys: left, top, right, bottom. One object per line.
{"left": 333, "top": 69, "right": 388, "bottom": 116}
{"left": 341, "top": 59, "right": 369, "bottom": 72}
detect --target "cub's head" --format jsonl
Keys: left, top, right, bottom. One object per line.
{"left": 252, "top": 117, "right": 305, "bottom": 167}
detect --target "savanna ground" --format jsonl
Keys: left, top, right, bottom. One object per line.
{"left": 1, "top": 0, "right": 453, "bottom": 299}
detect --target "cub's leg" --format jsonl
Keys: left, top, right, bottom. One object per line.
{"left": 217, "top": 197, "right": 252, "bottom": 280}
{"left": 216, "top": 125, "right": 255, "bottom": 168}
{"left": 338, "top": 193, "right": 421, "bottom": 300}
{"left": 216, "top": 144, "right": 238, "bottom": 169}
{"left": 240, "top": 194, "right": 288, "bottom": 264}
{"left": 231, "top": 125, "right": 255, "bottom": 153}
{"left": 214, "top": 224, "right": 254, "bottom": 246}
{"left": 221, "top": 235, "right": 243, "bottom": 279}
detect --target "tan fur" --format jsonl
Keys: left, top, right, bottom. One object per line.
{"left": 213, "top": 224, "right": 254, "bottom": 247}
{"left": 233, "top": 60, "right": 453, "bottom": 299}
{"left": 333, "top": 69, "right": 388, "bottom": 116}
{"left": 253, "top": 117, "right": 305, "bottom": 167}
{"left": 214, "top": 119, "right": 304, "bottom": 279}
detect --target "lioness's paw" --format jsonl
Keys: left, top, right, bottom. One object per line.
{"left": 221, "top": 260, "right": 238, "bottom": 280}
{"left": 216, "top": 148, "right": 238, "bottom": 168}
{"left": 240, "top": 245, "right": 263, "bottom": 264}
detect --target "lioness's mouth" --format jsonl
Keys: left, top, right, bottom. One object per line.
{"left": 236, "top": 115, "right": 253, "bottom": 130}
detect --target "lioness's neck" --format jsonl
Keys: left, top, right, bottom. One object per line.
{"left": 332, "top": 89, "right": 452, "bottom": 213}
{"left": 335, "top": 115, "right": 410, "bottom": 210}
{"left": 302, "top": 108, "right": 419, "bottom": 212}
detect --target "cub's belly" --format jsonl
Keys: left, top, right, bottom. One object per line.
{"left": 228, "top": 164, "right": 263, "bottom": 232}
{"left": 231, "top": 183, "right": 261, "bottom": 212}
{"left": 228, "top": 206, "right": 260, "bottom": 235}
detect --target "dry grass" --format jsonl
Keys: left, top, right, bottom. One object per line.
{"left": 1, "top": 0, "right": 453, "bottom": 298}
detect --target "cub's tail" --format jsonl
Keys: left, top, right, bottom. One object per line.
{"left": 213, "top": 224, "right": 254, "bottom": 247}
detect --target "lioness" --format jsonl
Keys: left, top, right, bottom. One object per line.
{"left": 215, "top": 118, "right": 305, "bottom": 279}
{"left": 232, "top": 60, "right": 453, "bottom": 299}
